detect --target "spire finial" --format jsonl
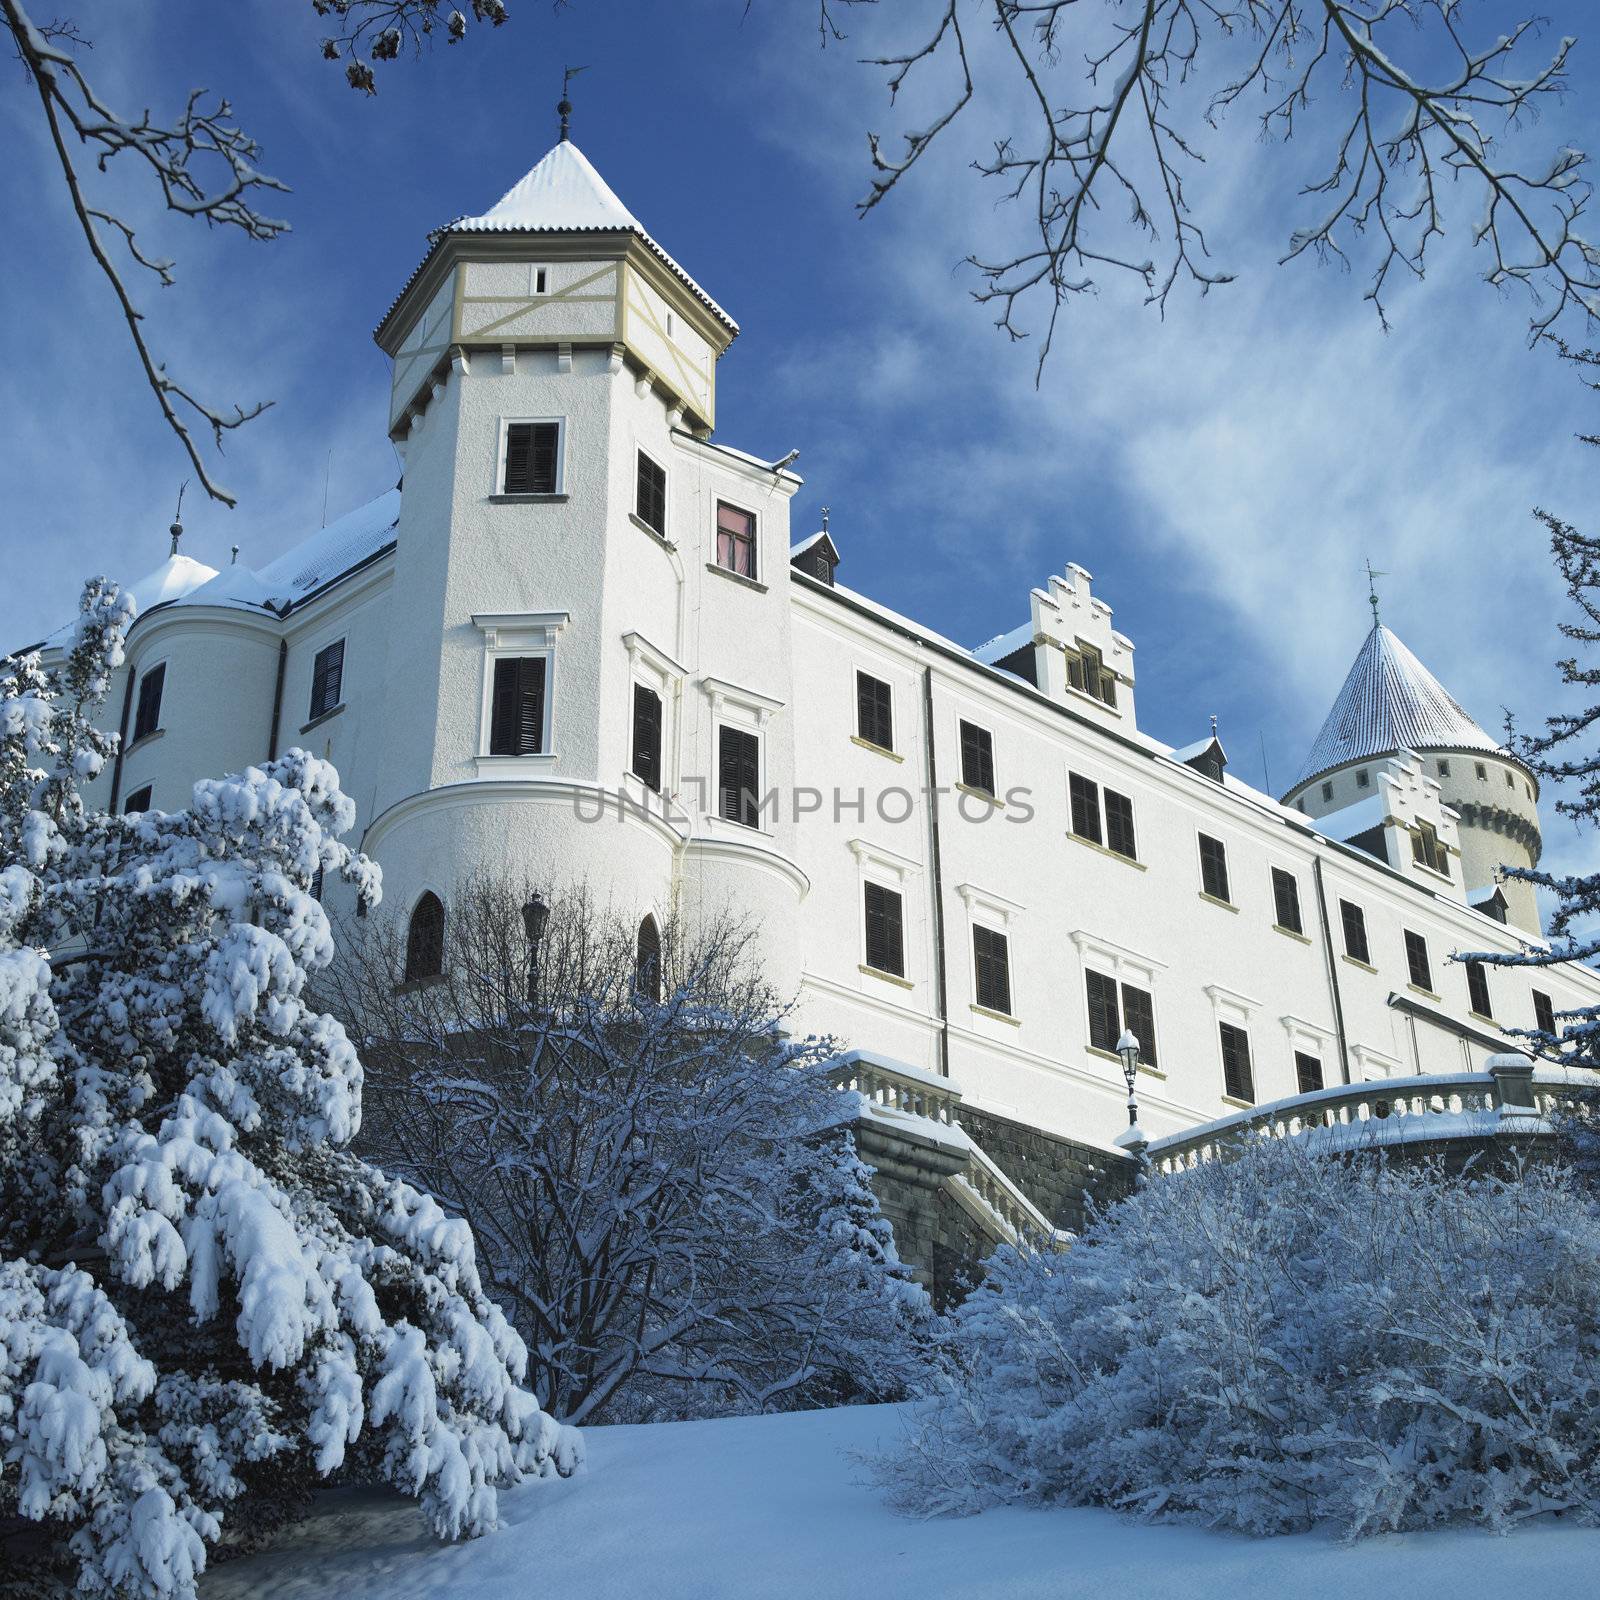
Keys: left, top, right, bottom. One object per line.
{"left": 169, "top": 480, "right": 188, "bottom": 557}
{"left": 821, "top": 505, "right": 830, "bottom": 533}
{"left": 230, "top": 543, "right": 240, "bottom": 567}
{"left": 1364, "top": 557, "right": 1387, "bottom": 629}
{"left": 558, "top": 64, "right": 588, "bottom": 142}
{"left": 1210, "top": 714, "right": 1218, "bottom": 739}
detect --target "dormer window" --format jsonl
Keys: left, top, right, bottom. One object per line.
{"left": 1065, "top": 642, "right": 1116, "bottom": 706}
{"left": 499, "top": 419, "right": 563, "bottom": 496}
{"left": 1411, "top": 820, "right": 1448, "bottom": 876}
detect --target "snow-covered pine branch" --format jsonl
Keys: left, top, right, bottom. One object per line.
{"left": 0, "top": 580, "right": 578, "bottom": 1600}
{"left": 337, "top": 883, "right": 937, "bottom": 1426}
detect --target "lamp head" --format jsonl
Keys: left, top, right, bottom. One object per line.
{"left": 522, "top": 891, "right": 550, "bottom": 945}
{"left": 1115, "top": 1029, "right": 1141, "bottom": 1092}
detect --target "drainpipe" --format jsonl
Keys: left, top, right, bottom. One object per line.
{"left": 266, "top": 640, "right": 288, "bottom": 760}
{"left": 920, "top": 661, "right": 951, "bottom": 1079}
{"left": 107, "top": 663, "right": 136, "bottom": 813}
{"left": 1312, "top": 854, "right": 1352, "bottom": 1084}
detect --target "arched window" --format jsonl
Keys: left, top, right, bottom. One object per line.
{"left": 635, "top": 914, "right": 662, "bottom": 1003}
{"left": 404, "top": 892, "right": 445, "bottom": 983}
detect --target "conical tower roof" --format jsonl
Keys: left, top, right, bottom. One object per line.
{"left": 1290, "top": 624, "right": 1506, "bottom": 791}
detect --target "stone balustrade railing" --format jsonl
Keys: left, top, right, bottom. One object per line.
{"left": 828, "top": 1051, "right": 962, "bottom": 1128}
{"left": 953, "top": 1142, "right": 1064, "bottom": 1245}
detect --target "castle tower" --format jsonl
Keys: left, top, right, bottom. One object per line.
{"left": 1282, "top": 624, "right": 1543, "bottom": 934}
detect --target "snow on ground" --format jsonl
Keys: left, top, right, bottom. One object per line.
{"left": 204, "top": 1402, "right": 1600, "bottom": 1600}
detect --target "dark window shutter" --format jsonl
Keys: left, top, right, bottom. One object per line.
{"left": 1404, "top": 930, "right": 1432, "bottom": 991}
{"left": 856, "top": 672, "right": 893, "bottom": 752}
{"left": 1199, "top": 834, "right": 1230, "bottom": 902}
{"left": 1467, "top": 960, "right": 1493, "bottom": 1019}
{"left": 719, "top": 726, "right": 760, "bottom": 827}
{"left": 1069, "top": 773, "right": 1102, "bottom": 844}
{"left": 1104, "top": 790, "right": 1137, "bottom": 860}
{"left": 1120, "top": 983, "right": 1158, "bottom": 1070}
{"left": 1340, "top": 900, "right": 1369, "bottom": 964}
{"left": 1295, "top": 1051, "right": 1324, "bottom": 1095}
{"left": 1085, "top": 969, "right": 1121, "bottom": 1054}
{"left": 1271, "top": 868, "right": 1302, "bottom": 934}
{"left": 959, "top": 721, "right": 995, "bottom": 795}
{"left": 1534, "top": 989, "right": 1557, "bottom": 1038}
{"left": 636, "top": 915, "right": 662, "bottom": 1002}
{"left": 133, "top": 663, "right": 165, "bottom": 743}
{"left": 123, "top": 785, "right": 153, "bottom": 815}
{"left": 636, "top": 452, "right": 667, "bottom": 534}
{"left": 310, "top": 639, "right": 345, "bottom": 720}
{"left": 490, "top": 657, "right": 546, "bottom": 756}
{"left": 404, "top": 893, "right": 445, "bottom": 982}
{"left": 1220, "top": 1023, "right": 1254, "bottom": 1102}
{"left": 864, "top": 882, "right": 905, "bottom": 977}
{"left": 973, "top": 926, "right": 1011, "bottom": 1014}
{"left": 503, "top": 422, "right": 560, "bottom": 494}
{"left": 631, "top": 684, "right": 663, "bottom": 791}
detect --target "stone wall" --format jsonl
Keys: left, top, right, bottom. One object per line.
{"left": 959, "top": 1106, "right": 1137, "bottom": 1234}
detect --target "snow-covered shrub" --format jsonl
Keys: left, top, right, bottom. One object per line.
{"left": 878, "top": 1138, "right": 1600, "bottom": 1537}
{"left": 340, "top": 883, "right": 935, "bottom": 1425}
{"left": 0, "top": 582, "right": 579, "bottom": 1599}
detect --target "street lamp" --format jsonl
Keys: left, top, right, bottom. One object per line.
{"left": 521, "top": 891, "right": 549, "bottom": 1005}
{"left": 1116, "top": 1029, "right": 1141, "bottom": 1126}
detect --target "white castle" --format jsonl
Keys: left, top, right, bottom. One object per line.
{"left": 33, "top": 136, "right": 1595, "bottom": 1181}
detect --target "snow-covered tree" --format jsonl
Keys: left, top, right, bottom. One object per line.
{"left": 338, "top": 883, "right": 934, "bottom": 1425}
{"left": 876, "top": 1138, "right": 1600, "bottom": 1537}
{"left": 0, "top": 582, "right": 579, "bottom": 1599}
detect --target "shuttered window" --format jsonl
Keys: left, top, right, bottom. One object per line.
{"left": 1340, "top": 900, "right": 1370, "bottom": 964}
{"left": 404, "top": 893, "right": 445, "bottom": 983}
{"left": 863, "top": 882, "right": 905, "bottom": 978}
{"left": 636, "top": 451, "right": 667, "bottom": 536}
{"left": 1085, "top": 970, "right": 1121, "bottom": 1055}
{"left": 636, "top": 916, "right": 662, "bottom": 1002}
{"left": 132, "top": 663, "right": 165, "bottom": 743}
{"left": 716, "top": 502, "right": 757, "bottom": 578}
{"left": 856, "top": 671, "right": 894, "bottom": 752}
{"left": 1295, "top": 1051, "right": 1324, "bottom": 1095}
{"left": 1120, "top": 983, "right": 1158, "bottom": 1070}
{"left": 1411, "top": 820, "right": 1449, "bottom": 875}
{"left": 1466, "top": 959, "right": 1493, "bottom": 1019}
{"left": 1069, "top": 773, "right": 1102, "bottom": 845}
{"left": 1404, "top": 929, "right": 1432, "bottom": 992}
{"left": 1534, "top": 989, "right": 1557, "bottom": 1038}
{"left": 1219, "top": 1022, "right": 1254, "bottom": 1102}
{"left": 1104, "top": 789, "right": 1137, "bottom": 860}
{"left": 502, "top": 421, "right": 561, "bottom": 494}
{"left": 123, "top": 785, "right": 152, "bottom": 815}
{"left": 718, "top": 725, "right": 760, "bottom": 828}
{"left": 1066, "top": 644, "right": 1117, "bottom": 706}
{"left": 959, "top": 721, "right": 995, "bottom": 796}
{"left": 309, "top": 638, "right": 344, "bottom": 721}
{"left": 1271, "top": 867, "right": 1303, "bottom": 934}
{"left": 1198, "top": 833, "right": 1230, "bottom": 903}
{"left": 631, "top": 684, "right": 663, "bottom": 791}
{"left": 489, "top": 656, "right": 547, "bottom": 756}
{"left": 972, "top": 925, "right": 1011, "bottom": 1015}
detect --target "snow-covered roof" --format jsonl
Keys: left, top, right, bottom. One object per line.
{"left": 1293, "top": 624, "right": 1506, "bottom": 790}
{"left": 1310, "top": 791, "right": 1389, "bottom": 844}
{"left": 973, "top": 621, "right": 1033, "bottom": 665}
{"left": 387, "top": 141, "right": 737, "bottom": 338}
{"left": 1170, "top": 733, "right": 1226, "bottom": 766}
{"left": 789, "top": 530, "right": 829, "bottom": 559}
{"left": 252, "top": 489, "right": 401, "bottom": 608}
{"left": 42, "top": 551, "right": 219, "bottom": 647}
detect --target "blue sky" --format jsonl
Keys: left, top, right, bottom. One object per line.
{"left": 3, "top": 0, "right": 1598, "bottom": 884}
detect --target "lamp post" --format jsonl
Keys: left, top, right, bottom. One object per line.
{"left": 521, "top": 891, "right": 549, "bottom": 1007}
{"left": 1116, "top": 1029, "right": 1141, "bottom": 1126}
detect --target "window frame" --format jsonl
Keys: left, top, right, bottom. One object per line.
{"left": 958, "top": 719, "right": 996, "bottom": 797}
{"left": 1340, "top": 899, "right": 1371, "bottom": 965}
{"left": 403, "top": 891, "right": 446, "bottom": 985}
{"left": 635, "top": 446, "right": 668, "bottom": 538}
{"left": 1271, "top": 866, "right": 1304, "bottom": 935}
{"left": 131, "top": 660, "right": 166, "bottom": 745}
{"left": 1219, "top": 1021, "right": 1255, "bottom": 1103}
{"left": 1068, "top": 771, "right": 1103, "bottom": 846}
{"left": 635, "top": 914, "right": 662, "bottom": 1002}
{"left": 630, "top": 681, "right": 664, "bottom": 792}
{"left": 1403, "top": 929, "right": 1433, "bottom": 993}
{"left": 123, "top": 784, "right": 153, "bottom": 815}
{"left": 495, "top": 415, "right": 566, "bottom": 497}
{"left": 472, "top": 612, "right": 567, "bottom": 774}
{"left": 971, "top": 923, "right": 1013, "bottom": 1017}
{"left": 714, "top": 498, "right": 758, "bottom": 581}
{"left": 307, "top": 636, "right": 346, "bottom": 723}
{"left": 1466, "top": 958, "right": 1494, "bottom": 1020}
{"left": 856, "top": 670, "right": 895, "bottom": 754}
{"left": 1102, "top": 787, "right": 1137, "bottom": 861}
{"left": 1533, "top": 988, "right": 1557, "bottom": 1038}
{"left": 1294, "top": 1050, "right": 1324, "bottom": 1095}
{"left": 717, "top": 723, "right": 763, "bottom": 830}
{"left": 1198, "top": 832, "right": 1231, "bottom": 903}
{"left": 862, "top": 879, "right": 907, "bottom": 980}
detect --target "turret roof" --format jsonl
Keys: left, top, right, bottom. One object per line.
{"left": 1291, "top": 624, "right": 1506, "bottom": 791}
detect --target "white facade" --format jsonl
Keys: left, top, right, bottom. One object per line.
{"left": 31, "top": 139, "right": 1600, "bottom": 1160}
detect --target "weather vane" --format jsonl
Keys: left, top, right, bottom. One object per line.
{"left": 558, "top": 65, "right": 589, "bottom": 142}
{"left": 170, "top": 480, "right": 188, "bottom": 556}
{"left": 1363, "top": 558, "right": 1387, "bottom": 629}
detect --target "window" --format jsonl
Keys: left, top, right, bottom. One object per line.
{"left": 1356, "top": 768, "right": 1370, "bottom": 789}
{"left": 309, "top": 638, "right": 344, "bottom": 721}
{"left": 500, "top": 420, "right": 561, "bottom": 495}
{"left": 1104, "top": 789, "right": 1137, "bottom": 860}
{"left": 1320, "top": 781, "right": 1334, "bottom": 802}
{"left": 715, "top": 501, "right": 757, "bottom": 579}
{"left": 1476, "top": 762, "right": 1488, "bottom": 781}
{"left": 631, "top": 684, "right": 663, "bottom": 791}
{"left": 959, "top": 721, "right": 995, "bottom": 796}
{"left": 404, "top": 893, "right": 445, "bottom": 983}
{"left": 1219, "top": 1022, "right": 1254, "bottom": 1102}
{"left": 123, "top": 785, "right": 152, "bottom": 814}
{"left": 1198, "top": 833, "right": 1230, "bottom": 903}
{"left": 718, "top": 725, "right": 761, "bottom": 828}
{"left": 1340, "top": 900, "right": 1370, "bottom": 965}
{"left": 863, "top": 881, "right": 906, "bottom": 978}
{"left": 1066, "top": 643, "right": 1117, "bottom": 706}
{"left": 1120, "top": 983, "right": 1158, "bottom": 1070}
{"left": 1534, "top": 989, "right": 1557, "bottom": 1038}
{"left": 1271, "top": 867, "right": 1303, "bottom": 935}
{"left": 1295, "top": 1051, "right": 1324, "bottom": 1095}
{"left": 1411, "top": 820, "right": 1448, "bottom": 876}
{"left": 636, "top": 915, "right": 662, "bottom": 1002}
{"left": 636, "top": 450, "right": 667, "bottom": 536}
{"left": 533, "top": 266, "right": 548, "bottom": 294}
{"left": 1466, "top": 959, "right": 1493, "bottom": 1019}
{"left": 1437, "top": 759, "right": 1451, "bottom": 778}
{"left": 132, "top": 663, "right": 165, "bottom": 743}
{"left": 1404, "top": 929, "right": 1432, "bottom": 992}
{"left": 972, "top": 925, "right": 1012, "bottom": 1015}
{"left": 1083, "top": 970, "right": 1158, "bottom": 1069}
{"left": 1506, "top": 770, "right": 1515, "bottom": 788}
{"left": 488, "top": 657, "right": 547, "bottom": 756}
{"left": 1069, "top": 772, "right": 1102, "bottom": 846}
{"left": 856, "top": 671, "right": 894, "bottom": 753}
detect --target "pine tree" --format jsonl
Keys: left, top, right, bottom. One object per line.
{"left": 0, "top": 581, "right": 579, "bottom": 1599}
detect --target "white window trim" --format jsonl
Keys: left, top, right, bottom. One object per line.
{"left": 713, "top": 496, "right": 760, "bottom": 581}
{"left": 700, "top": 675, "right": 784, "bottom": 728}
{"left": 957, "top": 883, "right": 1021, "bottom": 1019}
{"left": 853, "top": 662, "right": 898, "bottom": 751}
{"left": 494, "top": 415, "right": 566, "bottom": 496}
{"left": 1352, "top": 1042, "right": 1405, "bottom": 1081}
{"left": 1204, "top": 982, "right": 1262, "bottom": 1027}
{"left": 1069, "top": 930, "right": 1165, "bottom": 990}
{"left": 850, "top": 839, "right": 921, "bottom": 984}
{"left": 472, "top": 611, "right": 568, "bottom": 776}
{"left": 634, "top": 443, "right": 669, "bottom": 539}
{"left": 1279, "top": 1014, "right": 1334, "bottom": 1054}
{"left": 713, "top": 719, "right": 768, "bottom": 834}
{"left": 624, "top": 631, "right": 685, "bottom": 795}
